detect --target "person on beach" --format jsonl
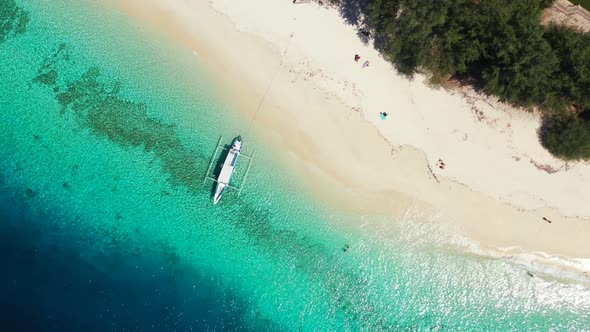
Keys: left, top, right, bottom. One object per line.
{"left": 362, "top": 60, "right": 370, "bottom": 68}
{"left": 437, "top": 159, "right": 446, "bottom": 169}
{"left": 542, "top": 217, "right": 552, "bottom": 224}
{"left": 354, "top": 54, "right": 360, "bottom": 62}
{"left": 379, "top": 112, "right": 388, "bottom": 120}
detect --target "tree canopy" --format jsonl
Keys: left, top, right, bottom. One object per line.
{"left": 355, "top": 0, "right": 590, "bottom": 159}
{"left": 541, "top": 113, "right": 590, "bottom": 160}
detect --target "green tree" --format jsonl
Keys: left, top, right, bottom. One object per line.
{"left": 544, "top": 25, "right": 590, "bottom": 111}
{"left": 366, "top": 0, "right": 400, "bottom": 36}
{"left": 541, "top": 115, "right": 590, "bottom": 160}
{"left": 427, "top": 0, "right": 485, "bottom": 78}
{"left": 470, "top": 1, "right": 558, "bottom": 107}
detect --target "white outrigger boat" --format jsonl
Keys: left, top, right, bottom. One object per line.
{"left": 213, "top": 136, "right": 242, "bottom": 204}
{"left": 203, "top": 136, "right": 255, "bottom": 204}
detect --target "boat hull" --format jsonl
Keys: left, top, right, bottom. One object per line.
{"left": 212, "top": 137, "right": 242, "bottom": 204}
{"left": 213, "top": 182, "right": 226, "bottom": 205}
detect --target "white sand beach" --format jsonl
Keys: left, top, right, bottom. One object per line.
{"left": 112, "top": 0, "right": 590, "bottom": 279}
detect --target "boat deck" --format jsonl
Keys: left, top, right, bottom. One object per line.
{"left": 218, "top": 149, "right": 239, "bottom": 184}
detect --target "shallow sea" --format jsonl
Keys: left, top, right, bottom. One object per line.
{"left": 1, "top": 0, "right": 589, "bottom": 330}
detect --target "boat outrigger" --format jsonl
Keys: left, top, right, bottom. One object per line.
{"left": 203, "top": 136, "right": 255, "bottom": 204}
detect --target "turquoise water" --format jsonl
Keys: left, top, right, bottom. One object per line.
{"left": 1, "top": 0, "right": 590, "bottom": 330}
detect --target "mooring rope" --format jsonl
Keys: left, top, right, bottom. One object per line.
{"left": 243, "top": 32, "right": 295, "bottom": 139}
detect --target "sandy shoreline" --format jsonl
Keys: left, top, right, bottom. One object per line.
{"left": 110, "top": 0, "right": 590, "bottom": 279}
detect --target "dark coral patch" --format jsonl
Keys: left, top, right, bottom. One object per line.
{"left": 33, "top": 69, "right": 58, "bottom": 86}
{"left": 24, "top": 188, "right": 38, "bottom": 199}
{"left": 0, "top": 0, "right": 30, "bottom": 43}
{"left": 33, "top": 40, "right": 204, "bottom": 190}
{"left": 36, "top": 63, "right": 203, "bottom": 190}
{"left": 33, "top": 43, "right": 70, "bottom": 87}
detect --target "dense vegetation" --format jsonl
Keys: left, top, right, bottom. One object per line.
{"left": 541, "top": 111, "right": 590, "bottom": 159}
{"left": 570, "top": 0, "right": 590, "bottom": 11}
{"left": 334, "top": 0, "right": 590, "bottom": 160}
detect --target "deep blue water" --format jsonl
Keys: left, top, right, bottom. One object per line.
{"left": 0, "top": 180, "right": 262, "bottom": 331}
